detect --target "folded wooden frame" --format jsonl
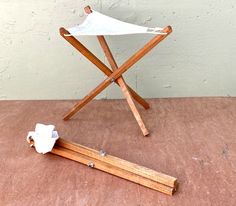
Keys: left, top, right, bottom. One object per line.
{"left": 60, "top": 6, "right": 172, "bottom": 136}
{"left": 28, "top": 138, "right": 178, "bottom": 195}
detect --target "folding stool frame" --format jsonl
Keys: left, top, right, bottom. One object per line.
{"left": 60, "top": 6, "right": 172, "bottom": 136}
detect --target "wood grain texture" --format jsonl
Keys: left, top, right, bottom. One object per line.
{"left": 51, "top": 145, "right": 176, "bottom": 195}
{"left": 56, "top": 138, "right": 177, "bottom": 188}
{"left": 27, "top": 136, "right": 177, "bottom": 195}
{"left": 97, "top": 35, "right": 149, "bottom": 136}
{"left": 61, "top": 26, "right": 172, "bottom": 121}
{"left": 83, "top": 5, "right": 149, "bottom": 136}
{"left": 60, "top": 28, "right": 149, "bottom": 113}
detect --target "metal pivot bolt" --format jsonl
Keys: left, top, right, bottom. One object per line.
{"left": 99, "top": 149, "right": 107, "bottom": 157}
{"left": 87, "top": 161, "right": 95, "bottom": 168}
{"left": 110, "top": 77, "right": 115, "bottom": 83}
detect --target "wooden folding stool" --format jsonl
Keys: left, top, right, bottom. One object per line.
{"left": 60, "top": 6, "right": 172, "bottom": 136}
{"left": 27, "top": 8, "right": 178, "bottom": 195}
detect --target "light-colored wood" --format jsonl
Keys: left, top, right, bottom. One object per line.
{"left": 56, "top": 138, "right": 177, "bottom": 188}
{"left": 84, "top": 6, "right": 149, "bottom": 136}
{"left": 60, "top": 28, "right": 149, "bottom": 115}
{"left": 28, "top": 138, "right": 178, "bottom": 195}
{"left": 51, "top": 146, "right": 175, "bottom": 195}
{"left": 61, "top": 26, "right": 172, "bottom": 121}
{"left": 97, "top": 35, "right": 149, "bottom": 136}
{"left": 84, "top": 5, "right": 92, "bottom": 14}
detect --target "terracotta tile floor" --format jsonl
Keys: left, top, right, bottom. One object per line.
{"left": 0, "top": 98, "right": 235, "bottom": 205}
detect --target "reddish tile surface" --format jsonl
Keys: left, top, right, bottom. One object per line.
{"left": 0, "top": 98, "right": 236, "bottom": 205}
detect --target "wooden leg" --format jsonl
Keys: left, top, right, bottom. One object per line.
{"left": 62, "top": 26, "right": 172, "bottom": 121}
{"left": 97, "top": 36, "right": 149, "bottom": 136}
{"left": 83, "top": 5, "right": 150, "bottom": 112}
{"left": 127, "top": 86, "right": 150, "bottom": 109}
{"left": 60, "top": 28, "right": 149, "bottom": 110}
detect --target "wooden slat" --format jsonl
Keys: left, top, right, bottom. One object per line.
{"left": 61, "top": 26, "right": 172, "bottom": 120}
{"left": 28, "top": 138, "right": 178, "bottom": 195}
{"left": 51, "top": 146, "right": 176, "bottom": 195}
{"left": 97, "top": 35, "right": 149, "bottom": 136}
{"left": 56, "top": 138, "right": 177, "bottom": 188}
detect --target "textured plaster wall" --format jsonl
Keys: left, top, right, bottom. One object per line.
{"left": 0, "top": 0, "right": 236, "bottom": 100}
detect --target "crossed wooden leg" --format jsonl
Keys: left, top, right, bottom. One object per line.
{"left": 97, "top": 36, "right": 149, "bottom": 136}
{"left": 84, "top": 6, "right": 148, "bottom": 135}
{"left": 60, "top": 25, "right": 172, "bottom": 136}
{"left": 60, "top": 29, "right": 149, "bottom": 109}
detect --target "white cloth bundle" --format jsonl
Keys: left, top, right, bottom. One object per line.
{"left": 66, "top": 10, "right": 166, "bottom": 36}
{"left": 26, "top": 123, "right": 59, "bottom": 154}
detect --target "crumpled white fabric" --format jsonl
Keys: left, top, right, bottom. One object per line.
{"left": 66, "top": 10, "right": 167, "bottom": 36}
{"left": 26, "top": 123, "right": 59, "bottom": 154}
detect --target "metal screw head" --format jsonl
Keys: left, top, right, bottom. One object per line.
{"left": 99, "top": 150, "right": 106, "bottom": 157}
{"left": 110, "top": 78, "right": 115, "bottom": 83}
{"left": 87, "top": 161, "right": 95, "bottom": 168}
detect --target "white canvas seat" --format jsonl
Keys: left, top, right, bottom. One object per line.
{"left": 66, "top": 10, "right": 167, "bottom": 36}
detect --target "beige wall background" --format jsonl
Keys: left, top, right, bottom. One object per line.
{"left": 0, "top": 0, "right": 235, "bottom": 100}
